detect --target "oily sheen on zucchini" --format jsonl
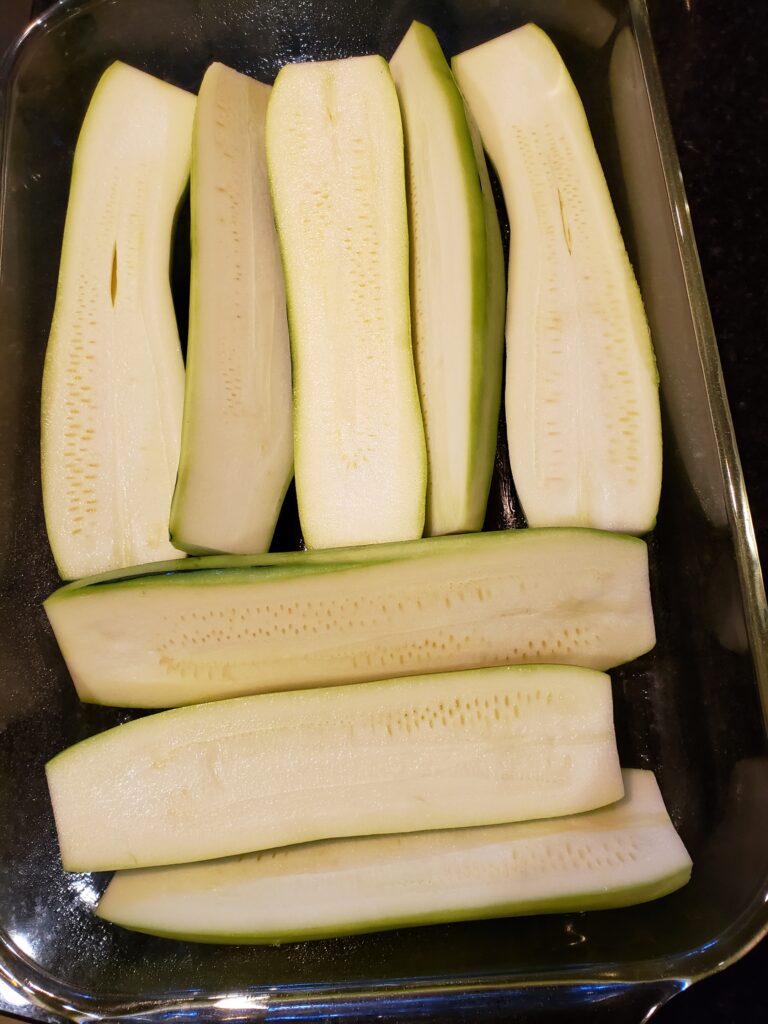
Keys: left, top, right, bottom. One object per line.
{"left": 170, "top": 63, "right": 293, "bottom": 555}
{"left": 453, "top": 26, "right": 662, "bottom": 534}
{"left": 390, "top": 22, "right": 505, "bottom": 536}
{"left": 46, "top": 665, "right": 623, "bottom": 872}
{"left": 97, "top": 770, "right": 691, "bottom": 943}
{"left": 41, "top": 62, "right": 194, "bottom": 579}
{"left": 267, "top": 55, "right": 427, "bottom": 549}
{"left": 43, "top": 528, "right": 655, "bottom": 707}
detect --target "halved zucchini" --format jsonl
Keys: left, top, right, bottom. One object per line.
{"left": 46, "top": 664, "right": 623, "bottom": 872}
{"left": 47, "top": 529, "right": 490, "bottom": 593}
{"left": 266, "top": 55, "right": 427, "bottom": 549}
{"left": 43, "top": 528, "right": 656, "bottom": 707}
{"left": 41, "top": 62, "right": 195, "bottom": 579}
{"left": 453, "top": 26, "right": 662, "bottom": 534}
{"left": 169, "top": 63, "right": 293, "bottom": 555}
{"left": 96, "top": 769, "right": 691, "bottom": 943}
{"left": 390, "top": 22, "right": 505, "bottom": 536}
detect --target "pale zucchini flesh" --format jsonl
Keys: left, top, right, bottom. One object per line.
{"left": 45, "top": 665, "right": 623, "bottom": 872}
{"left": 453, "top": 26, "right": 662, "bottom": 534}
{"left": 170, "top": 63, "right": 293, "bottom": 555}
{"left": 267, "top": 55, "right": 427, "bottom": 548}
{"left": 43, "top": 528, "right": 656, "bottom": 707}
{"left": 41, "top": 62, "right": 194, "bottom": 579}
{"left": 390, "top": 22, "right": 504, "bottom": 536}
{"left": 97, "top": 770, "right": 691, "bottom": 943}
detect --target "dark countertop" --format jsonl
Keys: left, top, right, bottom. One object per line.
{"left": 646, "top": 0, "right": 767, "bottom": 1019}
{"left": 0, "top": 1, "right": 765, "bottom": 1022}
{"left": 650, "top": 0, "right": 768, "bottom": 572}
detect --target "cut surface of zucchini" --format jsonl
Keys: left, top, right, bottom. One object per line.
{"left": 170, "top": 63, "right": 293, "bottom": 555}
{"left": 43, "top": 528, "right": 656, "bottom": 707}
{"left": 41, "top": 62, "right": 194, "bottom": 579}
{"left": 390, "top": 22, "right": 504, "bottom": 536}
{"left": 97, "top": 769, "right": 691, "bottom": 943}
{"left": 267, "top": 55, "right": 426, "bottom": 549}
{"left": 453, "top": 25, "right": 662, "bottom": 534}
{"left": 46, "top": 664, "right": 623, "bottom": 872}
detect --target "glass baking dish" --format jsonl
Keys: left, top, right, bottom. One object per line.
{"left": 0, "top": 1, "right": 766, "bottom": 1020}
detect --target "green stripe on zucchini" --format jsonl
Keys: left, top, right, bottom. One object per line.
{"left": 390, "top": 22, "right": 504, "bottom": 536}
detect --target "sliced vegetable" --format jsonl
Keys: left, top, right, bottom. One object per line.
{"left": 46, "top": 529, "right": 486, "bottom": 593}
{"left": 43, "top": 528, "right": 655, "bottom": 707}
{"left": 266, "top": 55, "right": 427, "bottom": 549}
{"left": 41, "top": 62, "right": 194, "bottom": 579}
{"left": 46, "top": 664, "right": 623, "bottom": 872}
{"left": 97, "top": 769, "right": 691, "bottom": 943}
{"left": 390, "top": 22, "right": 504, "bottom": 536}
{"left": 169, "top": 63, "right": 293, "bottom": 555}
{"left": 453, "top": 25, "right": 662, "bottom": 534}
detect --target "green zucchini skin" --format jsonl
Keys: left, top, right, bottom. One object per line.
{"left": 266, "top": 55, "right": 427, "bottom": 550}
{"left": 47, "top": 530, "right": 485, "bottom": 594}
{"left": 96, "top": 769, "right": 691, "bottom": 943}
{"left": 390, "top": 22, "right": 505, "bottom": 536}
{"left": 41, "top": 62, "right": 194, "bottom": 579}
{"left": 43, "top": 528, "right": 656, "bottom": 707}
{"left": 170, "top": 63, "right": 293, "bottom": 556}
{"left": 453, "top": 26, "right": 662, "bottom": 535}
{"left": 46, "top": 664, "right": 623, "bottom": 872}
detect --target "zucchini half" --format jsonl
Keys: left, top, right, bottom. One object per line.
{"left": 453, "top": 26, "right": 662, "bottom": 534}
{"left": 267, "top": 55, "right": 427, "bottom": 549}
{"left": 170, "top": 63, "right": 293, "bottom": 555}
{"left": 43, "top": 528, "right": 656, "bottom": 707}
{"left": 390, "top": 22, "right": 505, "bottom": 536}
{"left": 96, "top": 770, "right": 691, "bottom": 943}
{"left": 41, "top": 62, "right": 194, "bottom": 579}
{"left": 46, "top": 664, "right": 623, "bottom": 872}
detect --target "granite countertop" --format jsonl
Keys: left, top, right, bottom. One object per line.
{"left": 650, "top": 0, "right": 768, "bottom": 572}
{"left": 0, "top": 0, "right": 765, "bottom": 1021}
{"left": 646, "top": 0, "right": 767, "bottom": 1018}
